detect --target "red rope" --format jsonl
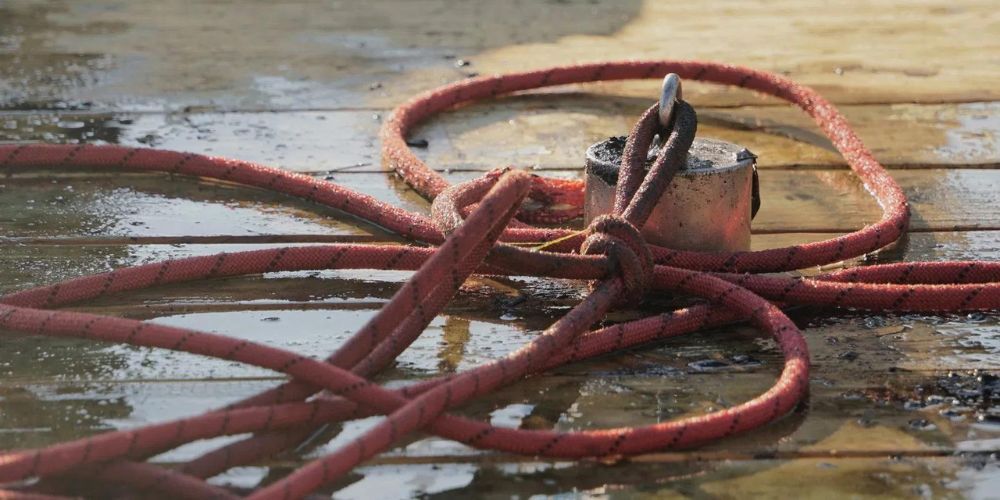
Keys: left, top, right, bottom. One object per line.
{"left": 0, "top": 60, "right": 995, "bottom": 499}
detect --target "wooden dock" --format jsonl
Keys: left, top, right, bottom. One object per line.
{"left": 1, "top": 1, "right": 998, "bottom": 497}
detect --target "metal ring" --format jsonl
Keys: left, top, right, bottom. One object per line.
{"left": 658, "top": 73, "right": 682, "bottom": 128}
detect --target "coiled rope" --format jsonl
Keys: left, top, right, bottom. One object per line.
{"left": 0, "top": 60, "right": 997, "bottom": 499}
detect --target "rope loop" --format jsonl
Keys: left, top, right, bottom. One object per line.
{"left": 580, "top": 214, "right": 653, "bottom": 303}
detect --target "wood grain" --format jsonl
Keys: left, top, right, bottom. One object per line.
{"left": 0, "top": 0, "right": 997, "bottom": 496}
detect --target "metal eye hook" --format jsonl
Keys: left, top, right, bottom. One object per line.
{"left": 658, "top": 73, "right": 682, "bottom": 128}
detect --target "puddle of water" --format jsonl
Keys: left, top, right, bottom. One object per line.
{"left": 0, "top": 243, "right": 337, "bottom": 294}
{"left": 0, "top": 379, "right": 273, "bottom": 450}
{"left": 937, "top": 103, "right": 1000, "bottom": 164}
{"left": 901, "top": 231, "right": 1000, "bottom": 262}
{"left": 0, "top": 106, "right": 439, "bottom": 242}
{"left": 950, "top": 461, "right": 1000, "bottom": 500}
{"left": 0, "top": 110, "right": 380, "bottom": 171}
{"left": 934, "top": 315, "right": 1000, "bottom": 369}
{"left": 0, "top": 304, "right": 537, "bottom": 382}
{"left": 333, "top": 463, "right": 478, "bottom": 500}
{"left": 845, "top": 312, "right": 1000, "bottom": 372}
{"left": 80, "top": 310, "right": 532, "bottom": 380}
{"left": 490, "top": 402, "right": 537, "bottom": 428}
{"left": 207, "top": 466, "right": 271, "bottom": 490}
{"left": 0, "top": 174, "right": 369, "bottom": 238}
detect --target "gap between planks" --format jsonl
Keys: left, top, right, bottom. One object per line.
{"left": 0, "top": 366, "right": 978, "bottom": 388}
{"left": 309, "top": 164, "right": 1000, "bottom": 173}
{"left": 1, "top": 96, "right": 998, "bottom": 116}
{"left": 4, "top": 158, "right": 997, "bottom": 172}
{"left": 156, "top": 448, "right": 989, "bottom": 469}
{"left": 0, "top": 227, "right": 994, "bottom": 247}
{"left": 0, "top": 235, "right": 402, "bottom": 245}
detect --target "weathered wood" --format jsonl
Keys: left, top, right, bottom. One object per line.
{"left": 3, "top": 101, "right": 998, "bottom": 172}
{"left": 0, "top": 337, "right": 993, "bottom": 461}
{"left": 2, "top": 169, "right": 1000, "bottom": 238}
{"left": 2, "top": 1, "right": 997, "bottom": 110}
{"left": 319, "top": 455, "right": 968, "bottom": 498}
{"left": 0, "top": 191, "right": 995, "bottom": 488}
{"left": 1, "top": 232, "right": 998, "bottom": 462}
{"left": 2, "top": 0, "right": 999, "bottom": 496}
{"left": 2, "top": 229, "right": 1000, "bottom": 303}
{"left": 0, "top": 240, "right": 993, "bottom": 487}
{"left": 413, "top": 99, "right": 1000, "bottom": 171}
{"left": 0, "top": 171, "right": 424, "bottom": 239}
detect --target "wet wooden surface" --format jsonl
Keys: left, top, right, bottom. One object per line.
{"left": 1, "top": 1, "right": 999, "bottom": 498}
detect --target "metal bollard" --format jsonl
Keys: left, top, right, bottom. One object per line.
{"left": 584, "top": 136, "right": 759, "bottom": 252}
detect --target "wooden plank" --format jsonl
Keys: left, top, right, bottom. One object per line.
{"left": 0, "top": 0, "right": 685, "bottom": 111}
{"left": 0, "top": 229, "right": 997, "bottom": 455}
{"left": 414, "top": 99, "right": 1000, "bottom": 171}
{"left": 0, "top": 332, "right": 995, "bottom": 448}
{"left": 1, "top": 230, "right": 999, "bottom": 300}
{"left": 0, "top": 379, "right": 287, "bottom": 459}
{"left": 1, "top": 343, "right": 995, "bottom": 463}
{"left": 679, "top": 456, "right": 964, "bottom": 499}
{"left": 0, "top": 368, "right": 980, "bottom": 498}
{"left": 0, "top": 111, "right": 380, "bottom": 171}
{"left": 2, "top": 168, "right": 1000, "bottom": 237}
{"left": 753, "top": 169, "right": 986, "bottom": 232}
{"left": 2, "top": 1, "right": 999, "bottom": 496}
{"left": 0, "top": 236, "right": 995, "bottom": 496}
{"left": 0, "top": 230, "right": 984, "bottom": 302}
{"left": 311, "top": 453, "right": 973, "bottom": 497}
{"left": 703, "top": 102, "right": 1000, "bottom": 168}
{"left": 0, "top": 308, "right": 544, "bottom": 382}
{"left": 320, "top": 455, "right": 968, "bottom": 498}
{"left": 431, "top": 0, "right": 1000, "bottom": 107}
{"left": 0, "top": 171, "right": 428, "bottom": 239}
{"left": 411, "top": 96, "right": 840, "bottom": 171}
{"left": 2, "top": 1, "right": 997, "bottom": 111}
{"left": 0, "top": 228, "right": 993, "bottom": 403}
{"left": 2, "top": 101, "right": 998, "bottom": 173}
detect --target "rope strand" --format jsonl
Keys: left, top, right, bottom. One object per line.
{"left": 0, "top": 60, "right": 993, "bottom": 499}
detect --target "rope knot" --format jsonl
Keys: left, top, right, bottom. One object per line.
{"left": 580, "top": 215, "right": 653, "bottom": 304}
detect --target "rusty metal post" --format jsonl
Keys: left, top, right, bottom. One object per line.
{"left": 584, "top": 136, "right": 759, "bottom": 252}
